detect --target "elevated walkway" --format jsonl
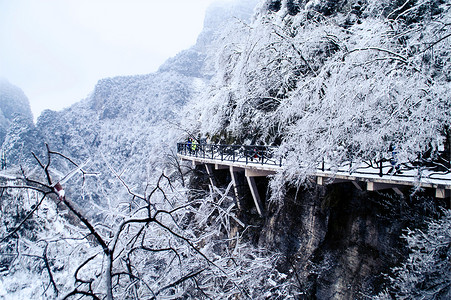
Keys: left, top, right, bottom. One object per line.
{"left": 177, "top": 143, "right": 451, "bottom": 215}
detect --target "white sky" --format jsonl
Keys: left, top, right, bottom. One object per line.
{"left": 0, "top": 0, "right": 231, "bottom": 119}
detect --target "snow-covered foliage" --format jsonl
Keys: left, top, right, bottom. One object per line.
{"left": 377, "top": 209, "right": 451, "bottom": 299}
{"left": 184, "top": 0, "right": 450, "bottom": 192}
{"left": 0, "top": 178, "right": 80, "bottom": 298}
{"left": 0, "top": 159, "right": 287, "bottom": 299}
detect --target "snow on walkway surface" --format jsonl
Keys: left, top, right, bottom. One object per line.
{"left": 316, "top": 160, "right": 451, "bottom": 189}
{"left": 177, "top": 143, "right": 451, "bottom": 190}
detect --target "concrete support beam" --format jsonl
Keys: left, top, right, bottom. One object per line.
{"left": 245, "top": 168, "right": 275, "bottom": 177}
{"left": 352, "top": 181, "right": 363, "bottom": 191}
{"left": 392, "top": 187, "right": 404, "bottom": 196}
{"left": 436, "top": 188, "right": 450, "bottom": 199}
{"left": 215, "top": 164, "right": 229, "bottom": 170}
{"left": 367, "top": 182, "right": 390, "bottom": 192}
{"left": 205, "top": 164, "right": 216, "bottom": 187}
{"left": 246, "top": 176, "right": 263, "bottom": 216}
{"left": 229, "top": 166, "right": 242, "bottom": 210}
{"left": 317, "top": 176, "right": 348, "bottom": 186}
{"left": 367, "top": 182, "right": 404, "bottom": 196}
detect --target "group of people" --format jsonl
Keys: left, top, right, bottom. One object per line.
{"left": 183, "top": 137, "right": 269, "bottom": 163}
{"left": 186, "top": 137, "right": 198, "bottom": 154}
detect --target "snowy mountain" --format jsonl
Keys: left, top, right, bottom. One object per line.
{"left": 0, "top": 79, "right": 34, "bottom": 144}
{"left": 0, "top": 0, "right": 258, "bottom": 209}
{"left": 1, "top": 0, "right": 450, "bottom": 299}
{"left": 0, "top": 79, "right": 42, "bottom": 166}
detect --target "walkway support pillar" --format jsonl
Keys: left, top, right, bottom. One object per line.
{"left": 205, "top": 164, "right": 216, "bottom": 188}
{"left": 229, "top": 166, "right": 243, "bottom": 210}
{"left": 246, "top": 176, "right": 263, "bottom": 216}
{"left": 367, "top": 182, "right": 404, "bottom": 196}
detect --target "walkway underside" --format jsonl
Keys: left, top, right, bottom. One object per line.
{"left": 178, "top": 148, "right": 451, "bottom": 216}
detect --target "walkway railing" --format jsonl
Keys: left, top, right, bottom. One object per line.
{"left": 319, "top": 156, "right": 451, "bottom": 180}
{"left": 177, "top": 142, "right": 282, "bottom": 167}
{"left": 177, "top": 142, "right": 451, "bottom": 182}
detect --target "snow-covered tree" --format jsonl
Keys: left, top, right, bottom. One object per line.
{"left": 184, "top": 0, "right": 450, "bottom": 190}
{"left": 0, "top": 145, "right": 285, "bottom": 299}
{"left": 377, "top": 209, "right": 451, "bottom": 299}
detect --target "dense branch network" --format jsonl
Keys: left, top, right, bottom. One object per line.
{"left": 0, "top": 145, "right": 275, "bottom": 299}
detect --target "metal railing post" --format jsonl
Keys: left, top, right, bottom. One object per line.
{"left": 379, "top": 159, "right": 383, "bottom": 177}
{"left": 178, "top": 142, "right": 289, "bottom": 167}
{"left": 246, "top": 146, "right": 248, "bottom": 164}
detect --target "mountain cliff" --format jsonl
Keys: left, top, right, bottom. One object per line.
{"left": 23, "top": 0, "right": 257, "bottom": 209}
{"left": 1, "top": 0, "right": 449, "bottom": 299}
{"left": 0, "top": 79, "right": 41, "bottom": 166}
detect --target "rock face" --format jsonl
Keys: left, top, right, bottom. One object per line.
{"left": 0, "top": 79, "right": 34, "bottom": 146}
{"left": 0, "top": 79, "right": 39, "bottom": 165}
{"left": 256, "top": 182, "right": 445, "bottom": 298}
{"left": 194, "top": 162, "right": 445, "bottom": 298}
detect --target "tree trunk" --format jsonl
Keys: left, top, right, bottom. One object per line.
{"left": 106, "top": 253, "right": 113, "bottom": 300}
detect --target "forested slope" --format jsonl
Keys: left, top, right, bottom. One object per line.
{"left": 13, "top": 0, "right": 260, "bottom": 210}
{"left": 1, "top": 0, "right": 450, "bottom": 299}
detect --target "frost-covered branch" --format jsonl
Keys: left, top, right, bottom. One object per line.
{"left": 345, "top": 47, "right": 408, "bottom": 62}
{"left": 1, "top": 143, "right": 280, "bottom": 298}
{"left": 421, "top": 32, "right": 451, "bottom": 53}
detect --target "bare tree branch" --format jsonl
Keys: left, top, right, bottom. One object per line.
{"left": 345, "top": 47, "right": 407, "bottom": 62}
{"left": 151, "top": 269, "right": 204, "bottom": 299}
{"left": 42, "top": 243, "right": 59, "bottom": 297}
{"left": 0, "top": 193, "right": 48, "bottom": 243}
{"left": 63, "top": 289, "right": 101, "bottom": 300}
{"left": 421, "top": 33, "right": 451, "bottom": 53}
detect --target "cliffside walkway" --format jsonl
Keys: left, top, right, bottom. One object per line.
{"left": 177, "top": 142, "right": 451, "bottom": 215}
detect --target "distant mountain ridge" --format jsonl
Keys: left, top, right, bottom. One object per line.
{"left": 1, "top": 1, "right": 450, "bottom": 299}
{"left": 0, "top": 79, "right": 34, "bottom": 145}
{"left": 0, "top": 0, "right": 258, "bottom": 208}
